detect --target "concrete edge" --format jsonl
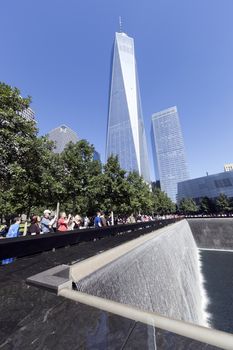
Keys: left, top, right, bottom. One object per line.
{"left": 26, "top": 264, "right": 72, "bottom": 293}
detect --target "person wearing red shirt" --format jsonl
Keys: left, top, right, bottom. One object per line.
{"left": 57, "top": 212, "right": 71, "bottom": 232}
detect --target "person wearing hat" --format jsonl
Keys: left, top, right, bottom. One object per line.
{"left": 41, "top": 210, "right": 52, "bottom": 234}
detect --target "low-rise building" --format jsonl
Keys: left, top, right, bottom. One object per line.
{"left": 177, "top": 171, "right": 233, "bottom": 203}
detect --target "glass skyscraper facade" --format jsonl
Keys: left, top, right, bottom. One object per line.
{"left": 151, "top": 106, "right": 189, "bottom": 202}
{"left": 106, "top": 32, "right": 150, "bottom": 182}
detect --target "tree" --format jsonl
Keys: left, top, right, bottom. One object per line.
{"left": 215, "top": 193, "right": 231, "bottom": 214}
{"left": 36, "top": 145, "right": 66, "bottom": 209}
{"left": 127, "top": 172, "right": 153, "bottom": 214}
{"left": 0, "top": 82, "right": 36, "bottom": 189}
{"left": 0, "top": 135, "right": 60, "bottom": 216}
{"left": 61, "top": 140, "right": 102, "bottom": 214}
{"left": 0, "top": 83, "right": 59, "bottom": 216}
{"left": 178, "top": 198, "right": 198, "bottom": 215}
{"left": 199, "top": 196, "right": 216, "bottom": 214}
{"left": 152, "top": 188, "right": 176, "bottom": 215}
{"left": 98, "top": 156, "right": 130, "bottom": 214}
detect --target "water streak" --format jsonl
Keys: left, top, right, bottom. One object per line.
{"left": 76, "top": 221, "right": 209, "bottom": 327}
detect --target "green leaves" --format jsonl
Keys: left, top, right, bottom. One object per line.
{"left": 0, "top": 83, "right": 37, "bottom": 187}
{"left": 215, "top": 193, "right": 231, "bottom": 214}
{"left": 60, "top": 140, "right": 102, "bottom": 214}
{"left": 152, "top": 188, "right": 176, "bottom": 215}
{"left": 179, "top": 195, "right": 232, "bottom": 215}
{"left": 127, "top": 172, "right": 153, "bottom": 214}
{"left": 178, "top": 198, "right": 198, "bottom": 215}
{"left": 199, "top": 197, "right": 216, "bottom": 214}
{"left": 100, "top": 156, "right": 129, "bottom": 213}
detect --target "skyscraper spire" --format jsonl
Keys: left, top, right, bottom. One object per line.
{"left": 119, "top": 16, "right": 122, "bottom": 32}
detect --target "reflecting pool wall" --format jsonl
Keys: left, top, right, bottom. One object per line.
{"left": 76, "top": 220, "right": 209, "bottom": 327}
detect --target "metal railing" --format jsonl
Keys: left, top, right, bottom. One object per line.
{"left": 59, "top": 288, "right": 233, "bottom": 350}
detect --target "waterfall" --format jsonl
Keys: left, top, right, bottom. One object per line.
{"left": 188, "top": 218, "right": 233, "bottom": 250}
{"left": 75, "top": 220, "right": 209, "bottom": 327}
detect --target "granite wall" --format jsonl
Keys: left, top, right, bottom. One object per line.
{"left": 188, "top": 218, "right": 233, "bottom": 249}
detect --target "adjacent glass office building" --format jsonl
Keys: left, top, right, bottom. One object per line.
{"left": 106, "top": 32, "right": 150, "bottom": 182}
{"left": 177, "top": 171, "right": 233, "bottom": 202}
{"left": 151, "top": 106, "right": 189, "bottom": 202}
{"left": 48, "top": 124, "right": 79, "bottom": 153}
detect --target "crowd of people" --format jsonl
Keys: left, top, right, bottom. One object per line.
{"left": 0, "top": 210, "right": 159, "bottom": 238}
{"left": 0, "top": 210, "right": 179, "bottom": 265}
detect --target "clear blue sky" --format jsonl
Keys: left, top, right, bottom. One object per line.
{"left": 1, "top": 0, "right": 233, "bottom": 180}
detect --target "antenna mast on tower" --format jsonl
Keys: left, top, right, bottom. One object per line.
{"left": 119, "top": 16, "right": 123, "bottom": 32}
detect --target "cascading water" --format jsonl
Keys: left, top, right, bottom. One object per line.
{"left": 75, "top": 221, "right": 209, "bottom": 327}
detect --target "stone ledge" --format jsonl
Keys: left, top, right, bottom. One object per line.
{"left": 26, "top": 264, "right": 72, "bottom": 293}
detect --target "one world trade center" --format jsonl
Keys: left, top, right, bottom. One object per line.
{"left": 106, "top": 31, "right": 150, "bottom": 182}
